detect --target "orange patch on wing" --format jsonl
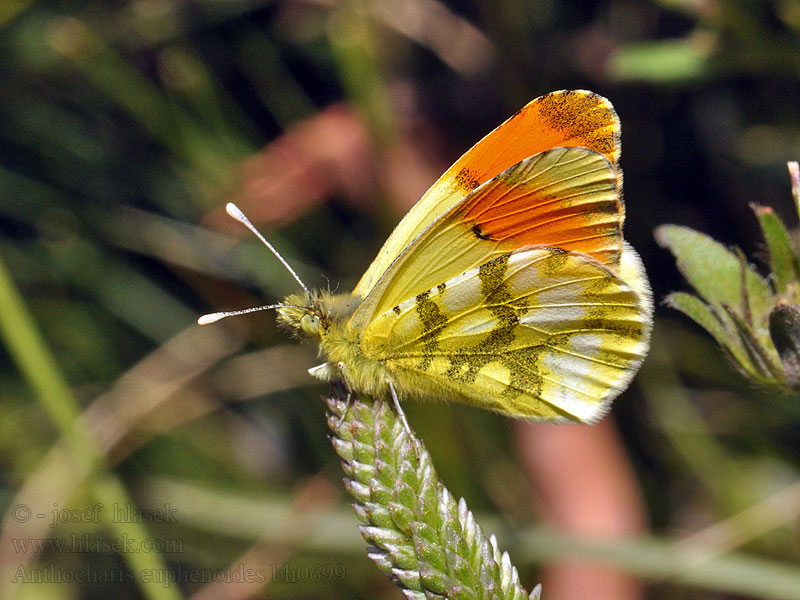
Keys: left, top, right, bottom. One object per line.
{"left": 443, "top": 90, "right": 620, "bottom": 196}
{"left": 457, "top": 150, "right": 623, "bottom": 266}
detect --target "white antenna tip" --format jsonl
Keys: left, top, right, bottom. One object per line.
{"left": 219, "top": 202, "right": 312, "bottom": 296}
{"left": 225, "top": 202, "right": 247, "bottom": 224}
{"left": 197, "top": 312, "right": 226, "bottom": 325}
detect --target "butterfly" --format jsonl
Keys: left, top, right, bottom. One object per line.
{"left": 200, "top": 90, "right": 652, "bottom": 423}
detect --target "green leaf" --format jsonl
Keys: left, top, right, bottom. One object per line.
{"left": 721, "top": 303, "right": 785, "bottom": 383}
{"left": 655, "top": 225, "right": 774, "bottom": 325}
{"left": 665, "top": 292, "right": 754, "bottom": 375}
{"left": 752, "top": 204, "right": 800, "bottom": 295}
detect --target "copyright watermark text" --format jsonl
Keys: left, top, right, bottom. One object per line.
{"left": 10, "top": 562, "right": 347, "bottom": 587}
{"left": 9, "top": 503, "right": 177, "bottom": 528}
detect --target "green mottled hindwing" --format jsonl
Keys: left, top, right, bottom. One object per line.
{"left": 359, "top": 247, "right": 650, "bottom": 422}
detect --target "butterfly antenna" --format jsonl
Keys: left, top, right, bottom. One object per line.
{"left": 224, "top": 202, "right": 312, "bottom": 296}
{"left": 197, "top": 304, "right": 285, "bottom": 325}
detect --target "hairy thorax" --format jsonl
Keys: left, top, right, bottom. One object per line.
{"left": 276, "top": 291, "right": 392, "bottom": 396}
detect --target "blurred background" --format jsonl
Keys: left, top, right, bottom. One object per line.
{"left": 1, "top": 1, "right": 800, "bottom": 599}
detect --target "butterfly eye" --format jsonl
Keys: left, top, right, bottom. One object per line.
{"left": 300, "top": 313, "right": 321, "bottom": 336}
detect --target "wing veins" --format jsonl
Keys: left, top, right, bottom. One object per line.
{"left": 467, "top": 164, "right": 613, "bottom": 221}
{"left": 475, "top": 188, "right": 614, "bottom": 225}
{"left": 478, "top": 207, "right": 616, "bottom": 238}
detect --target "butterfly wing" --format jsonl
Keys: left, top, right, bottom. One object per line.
{"left": 352, "top": 90, "right": 621, "bottom": 299}
{"left": 350, "top": 146, "right": 622, "bottom": 329}
{"left": 359, "top": 247, "right": 650, "bottom": 421}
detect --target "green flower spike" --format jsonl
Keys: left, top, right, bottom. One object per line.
{"left": 656, "top": 161, "right": 800, "bottom": 391}
{"left": 326, "top": 394, "right": 541, "bottom": 600}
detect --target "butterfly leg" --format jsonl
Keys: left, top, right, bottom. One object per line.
{"left": 334, "top": 364, "right": 353, "bottom": 429}
{"left": 388, "top": 381, "right": 413, "bottom": 438}
{"left": 336, "top": 391, "right": 353, "bottom": 430}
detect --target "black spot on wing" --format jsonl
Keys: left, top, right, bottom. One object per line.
{"left": 472, "top": 224, "right": 493, "bottom": 240}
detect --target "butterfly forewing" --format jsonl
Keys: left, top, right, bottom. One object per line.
{"left": 360, "top": 248, "right": 649, "bottom": 421}
{"left": 350, "top": 147, "right": 622, "bottom": 329}
{"left": 352, "top": 90, "right": 621, "bottom": 300}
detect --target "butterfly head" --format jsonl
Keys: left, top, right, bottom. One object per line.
{"left": 277, "top": 290, "right": 360, "bottom": 340}
{"left": 277, "top": 292, "right": 330, "bottom": 339}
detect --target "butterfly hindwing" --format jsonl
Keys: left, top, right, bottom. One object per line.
{"left": 359, "top": 247, "right": 648, "bottom": 421}
{"left": 352, "top": 90, "right": 621, "bottom": 300}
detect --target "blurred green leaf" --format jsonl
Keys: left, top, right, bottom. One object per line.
{"left": 327, "top": 5, "right": 394, "bottom": 144}
{"left": 752, "top": 204, "right": 800, "bottom": 296}
{"left": 0, "top": 254, "right": 182, "bottom": 600}
{"left": 0, "top": 0, "right": 32, "bottom": 25}
{"left": 609, "top": 39, "right": 712, "bottom": 83}
{"left": 655, "top": 225, "right": 774, "bottom": 326}
{"left": 722, "top": 302, "right": 784, "bottom": 383}
{"left": 664, "top": 291, "right": 753, "bottom": 372}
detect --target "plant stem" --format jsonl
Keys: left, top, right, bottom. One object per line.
{"left": 325, "top": 393, "right": 538, "bottom": 600}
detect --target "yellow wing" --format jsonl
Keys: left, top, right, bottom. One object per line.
{"left": 350, "top": 146, "right": 622, "bottom": 330}
{"left": 352, "top": 90, "right": 621, "bottom": 300}
{"left": 359, "top": 247, "right": 650, "bottom": 422}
